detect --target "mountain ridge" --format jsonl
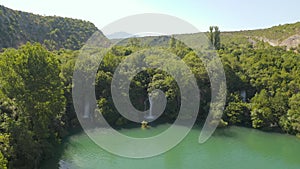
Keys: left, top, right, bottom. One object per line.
{"left": 0, "top": 5, "right": 101, "bottom": 50}
{"left": 0, "top": 5, "right": 299, "bottom": 50}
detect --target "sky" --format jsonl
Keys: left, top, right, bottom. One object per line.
{"left": 1, "top": 0, "right": 300, "bottom": 35}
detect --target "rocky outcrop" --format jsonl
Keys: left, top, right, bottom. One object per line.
{"left": 250, "top": 34, "right": 300, "bottom": 49}
{"left": 256, "top": 37, "right": 279, "bottom": 46}
{"left": 280, "top": 34, "right": 300, "bottom": 49}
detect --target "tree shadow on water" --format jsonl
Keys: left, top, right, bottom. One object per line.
{"left": 213, "top": 127, "right": 237, "bottom": 138}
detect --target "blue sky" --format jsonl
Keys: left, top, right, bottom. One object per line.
{"left": 1, "top": 0, "right": 300, "bottom": 34}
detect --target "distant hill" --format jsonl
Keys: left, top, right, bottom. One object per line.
{"left": 1, "top": 5, "right": 299, "bottom": 51}
{"left": 167, "top": 22, "right": 300, "bottom": 49}
{"left": 221, "top": 22, "right": 300, "bottom": 49}
{"left": 111, "top": 35, "right": 171, "bottom": 47}
{"left": 110, "top": 22, "right": 300, "bottom": 50}
{"left": 106, "top": 32, "right": 134, "bottom": 39}
{"left": 0, "top": 5, "right": 100, "bottom": 50}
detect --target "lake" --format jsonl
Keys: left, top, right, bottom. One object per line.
{"left": 42, "top": 124, "right": 300, "bottom": 169}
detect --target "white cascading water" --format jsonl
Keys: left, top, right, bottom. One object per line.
{"left": 145, "top": 95, "right": 155, "bottom": 120}
{"left": 83, "top": 99, "right": 90, "bottom": 119}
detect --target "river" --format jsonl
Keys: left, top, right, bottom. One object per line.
{"left": 42, "top": 124, "right": 300, "bottom": 169}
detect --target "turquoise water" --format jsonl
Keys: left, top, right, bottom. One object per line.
{"left": 43, "top": 124, "right": 300, "bottom": 169}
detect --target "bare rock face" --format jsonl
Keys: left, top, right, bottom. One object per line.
{"left": 256, "top": 37, "right": 279, "bottom": 46}
{"left": 280, "top": 34, "right": 300, "bottom": 49}
{"left": 252, "top": 34, "right": 300, "bottom": 50}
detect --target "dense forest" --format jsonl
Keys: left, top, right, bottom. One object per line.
{"left": 1, "top": 5, "right": 300, "bottom": 169}
{"left": 0, "top": 5, "right": 99, "bottom": 50}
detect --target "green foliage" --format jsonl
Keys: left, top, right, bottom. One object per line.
{"left": 0, "top": 151, "right": 8, "bottom": 169}
{"left": 182, "top": 51, "right": 210, "bottom": 116}
{"left": 208, "top": 26, "right": 221, "bottom": 50}
{"left": 57, "top": 50, "right": 80, "bottom": 129}
{"left": 91, "top": 29, "right": 300, "bottom": 136}
{"left": 0, "top": 5, "right": 99, "bottom": 50}
{"left": 127, "top": 38, "right": 141, "bottom": 47}
{"left": 0, "top": 11, "right": 300, "bottom": 168}
{"left": 241, "top": 22, "right": 300, "bottom": 42}
{"left": 168, "top": 38, "right": 192, "bottom": 58}
{"left": 287, "top": 93, "right": 300, "bottom": 134}
{"left": 250, "top": 90, "right": 289, "bottom": 129}
{"left": 169, "top": 36, "right": 176, "bottom": 48}
{"left": 218, "top": 33, "right": 300, "bottom": 132}
{"left": 0, "top": 133, "right": 9, "bottom": 169}
{"left": 250, "top": 90, "right": 273, "bottom": 128}
{"left": 224, "top": 94, "right": 251, "bottom": 126}
{"left": 220, "top": 22, "right": 300, "bottom": 47}
{"left": 0, "top": 43, "right": 66, "bottom": 168}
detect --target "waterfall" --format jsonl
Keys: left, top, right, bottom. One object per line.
{"left": 149, "top": 96, "right": 154, "bottom": 118}
{"left": 241, "top": 90, "right": 246, "bottom": 102}
{"left": 83, "top": 97, "right": 90, "bottom": 119}
{"left": 145, "top": 95, "right": 155, "bottom": 120}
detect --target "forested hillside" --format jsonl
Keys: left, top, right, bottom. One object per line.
{"left": 113, "top": 22, "right": 300, "bottom": 50}
{"left": 0, "top": 5, "right": 99, "bottom": 50}
{"left": 162, "top": 22, "right": 300, "bottom": 50}
{"left": 221, "top": 22, "right": 300, "bottom": 49}
{"left": 1, "top": 5, "right": 300, "bottom": 169}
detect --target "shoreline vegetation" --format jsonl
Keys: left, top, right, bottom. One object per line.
{"left": 0, "top": 5, "right": 300, "bottom": 169}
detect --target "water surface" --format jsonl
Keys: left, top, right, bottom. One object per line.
{"left": 43, "top": 124, "right": 300, "bottom": 169}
